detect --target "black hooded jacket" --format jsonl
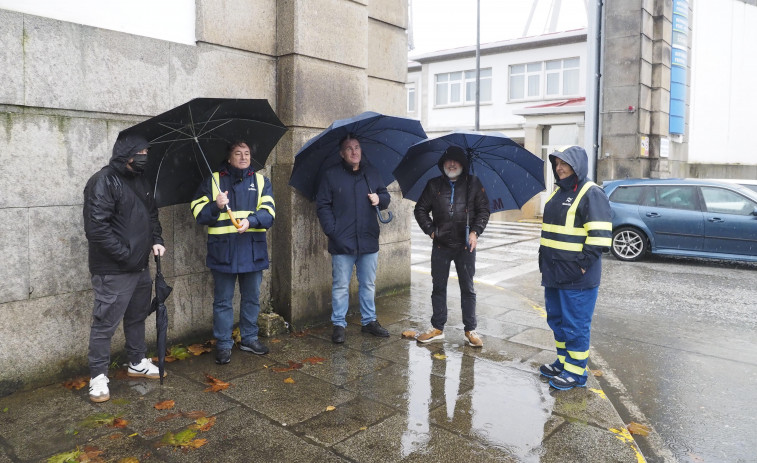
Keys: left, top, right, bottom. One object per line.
{"left": 83, "top": 134, "right": 164, "bottom": 274}
{"left": 414, "top": 149, "right": 490, "bottom": 249}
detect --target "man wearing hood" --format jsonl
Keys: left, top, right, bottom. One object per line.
{"left": 190, "top": 141, "right": 275, "bottom": 365}
{"left": 413, "top": 145, "right": 490, "bottom": 347}
{"left": 83, "top": 134, "right": 166, "bottom": 403}
{"left": 538, "top": 146, "right": 612, "bottom": 390}
{"left": 316, "top": 134, "right": 392, "bottom": 344}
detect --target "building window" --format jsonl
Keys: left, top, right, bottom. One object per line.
{"left": 510, "top": 58, "right": 580, "bottom": 101}
{"left": 407, "top": 85, "right": 416, "bottom": 113}
{"left": 435, "top": 68, "right": 492, "bottom": 107}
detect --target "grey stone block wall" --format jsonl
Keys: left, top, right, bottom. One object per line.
{"left": 597, "top": 0, "right": 690, "bottom": 181}
{"left": 0, "top": 0, "right": 412, "bottom": 394}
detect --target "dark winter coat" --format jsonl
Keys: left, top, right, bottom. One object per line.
{"left": 83, "top": 134, "right": 164, "bottom": 275}
{"left": 316, "top": 159, "right": 390, "bottom": 255}
{"left": 414, "top": 170, "right": 490, "bottom": 249}
{"left": 190, "top": 164, "right": 275, "bottom": 274}
{"left": 539, "top": 146, "right": 612, "bottom": 289}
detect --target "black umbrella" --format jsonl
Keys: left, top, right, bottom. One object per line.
{"left": 149, "top": 254, "right": 172, "bottom": 385}
{"left": 119, "top": 98, "right": 287, "bottom": 222}
{"left": 288, "top": 111, "right": 427, "bottom": 223}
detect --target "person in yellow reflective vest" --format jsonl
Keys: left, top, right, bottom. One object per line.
{"left": 538, "top": 146, "right": 612, "bottom": 390}
{"left": 190, "top": 141, "right": 275, "bottom": 365}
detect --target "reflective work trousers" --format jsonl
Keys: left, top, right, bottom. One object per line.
{"left": 544, "top": 286, "right": 599, "bottom": 378}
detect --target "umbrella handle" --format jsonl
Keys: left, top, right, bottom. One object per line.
{"left": 154, "top": 253, "right": 162, "bottom": 273}
{"left": 376, "top": 206, "right": 393, "bottom": 224}
{"left": 226, "top": 205, "right": 243, "bottom": 229}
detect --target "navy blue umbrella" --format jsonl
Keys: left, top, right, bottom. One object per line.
{"left": 288, "top": 111, "right": 427, "bottom": 211}
{"left": 392, "top": 131, "right": 545, "bottom": 214}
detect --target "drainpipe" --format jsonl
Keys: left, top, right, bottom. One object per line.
{"left": 585, "top": 0, "right": 604, "bottom": 181}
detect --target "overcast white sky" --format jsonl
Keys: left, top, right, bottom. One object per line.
{"left": 409, "top": 0, "right": 588, "bottom": 56}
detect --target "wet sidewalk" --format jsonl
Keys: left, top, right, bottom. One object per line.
{"left": 0, "top": 272, "right": 643, "bottom": 462}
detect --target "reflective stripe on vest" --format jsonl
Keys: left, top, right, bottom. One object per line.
{"left": 540, "top": 181, "right": 603, "bottom": 252}
{"left": 208, "top": 172, "right": 267, "bottom": 235}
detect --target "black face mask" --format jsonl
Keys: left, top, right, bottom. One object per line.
{"left": 129, "top": 155, "right": 148, "bottom": 173}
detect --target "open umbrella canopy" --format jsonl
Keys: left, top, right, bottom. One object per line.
{"left": 119, "top": 98, "right": 287, "bottom": 208}
{"left": 149, "top": 254, "right": 172, "bottom": 385}
{"left": 393, "top": 131, "right": 545, "bottom": 213}
{"left": 288, "top": 111, "right": 427, "bottom": 201}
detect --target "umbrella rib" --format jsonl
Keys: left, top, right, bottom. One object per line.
{"left": 194, "top": 104, "right": 222, "bottom": 139}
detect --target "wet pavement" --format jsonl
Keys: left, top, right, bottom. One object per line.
{"left": 0, "top": 272, "right": 644, "bottom": 462}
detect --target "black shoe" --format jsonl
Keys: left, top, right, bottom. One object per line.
{"left": 332, "top": 325, "right": 346, "bottom": 344}
{"left": 215, "top": 349, "right": 231, "bottom": 365}
{"left": 539, "top": 360, "right": 564, "bottom": 378}
{"left": 240, "top": 339, "right": 269, "bottom": 355}
{"left": 361, "top": 320, "right": 390, "bottom": 337}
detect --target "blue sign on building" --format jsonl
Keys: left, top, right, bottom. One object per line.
{"left": 670, "top": 0, "right": 689, "bottom": 135}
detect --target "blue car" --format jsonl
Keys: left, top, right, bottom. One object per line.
{"left": 602, "top": 178, "right": 757, "bottom": 262}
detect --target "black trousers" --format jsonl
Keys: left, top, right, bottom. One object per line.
{"left": 430, "top": 244, "right": 477, "bottom": 332}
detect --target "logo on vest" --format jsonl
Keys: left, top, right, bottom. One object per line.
{"left": 562, "top": 196, "right": 574, "bottom": 206}
{"left": 248, "top": 183, "right": 257, "bottom": 192}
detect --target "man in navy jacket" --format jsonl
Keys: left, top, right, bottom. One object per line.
{"left": 191, "top": 141, "right": 275, "bottom": 365}
{"left": 316, "top": 135, "right": 391, "bottom": 344}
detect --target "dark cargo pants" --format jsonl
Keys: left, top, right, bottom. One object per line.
{"left": 430, "top": 244, "right": 477, "bottom": 332}
{"left": 88, "top": 268, "right": 152, "bottom": 377}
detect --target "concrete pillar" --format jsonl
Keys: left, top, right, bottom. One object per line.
{"left": 272, "top": 0, "right": 410, "bottom": 329}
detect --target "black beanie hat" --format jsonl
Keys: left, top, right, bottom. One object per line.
{"left": 437, "top": 145, "right": 469, "bottom": 174}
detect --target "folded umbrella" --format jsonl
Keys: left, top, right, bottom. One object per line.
{"left": 393, "top": 131, "right": 545, "bottom": 213}
{"left": 119, "top": 98, "right": 287, "bottom": 226}
{"left": 149, "top": 254, "right": 172, "bottom": 385}
{"left": 288, "top": 111, "right": 427, "bottom": 223}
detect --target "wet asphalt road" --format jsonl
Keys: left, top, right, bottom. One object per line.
{"left": 423, "top": 222, "right": 757, "bottom": 463}
{"left": 592, "top": 256, "right": 757, "bottom": 463}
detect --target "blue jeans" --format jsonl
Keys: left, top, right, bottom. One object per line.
{"left": 211, "top": 269, "right": 262, "bottom": 350}
{"left": 331, "top": 252, "right": 378, "bottom": 327}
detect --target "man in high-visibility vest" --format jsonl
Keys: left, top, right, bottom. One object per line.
{"left": 538, "top": 146, "right": 612, "bottom": 390}
{"left": 191, "top": 141, "right": 275, "bottom": 365}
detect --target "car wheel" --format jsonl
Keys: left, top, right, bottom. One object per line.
{"left": 611, "top": 227, "right": 648, "bottom": 262}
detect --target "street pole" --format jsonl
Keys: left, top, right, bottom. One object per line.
{"left": 475, "top": 0, "right": 480, "bottom": 131}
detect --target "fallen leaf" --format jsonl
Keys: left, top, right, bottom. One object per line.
{"left": 432, "top": 353, "right": 447, "bottom": 360}
{"left": 187, "top": 343, "right": 213, "bottom": 356}
{"left": 108, "top": 433, "right": 122, "bottom": 440}
{"left": 167, "top": 345, "right": 191, "bottom": 360}
{"left": 590, "top": 369, "right": 603, "bottom": 377}
{"left": 47, "top": 449, "right": 81, "bottom": 463}
{"left": 283, "top": 377, "right": 295, "bottom": 384}
{"left": 232, "top": 327, "right": 242, "bottom": 343}
{"left": 189, "top": 416, "right": 216, "bottom": 432}
{"left": 359, "top": 426, "right": 367, "bottom": 431}
{"left": 116, "top": 458, "right": 140, "bottom": 463}
{"left": 291, "top": 329, "right": 309, "bottom": 337}
{"left": 627, "top": 422, "right": 650, "bottom": 436}
{"left": 157, "top": 428, "right": 203, "bottom": 448}
{"left": 325, "top": 405, "right": 336, "bottom": 411}
{"left": 80, "top": 446, "right": 105, "bottom": 462}
{"left": 302, "top": 356, "right": 326, "bottom": 365}
{"left": 401, "top": 330, "right": 419, "bottom": 339}
{"left": 272, "top": 360, "right": 304, "bottom": 372}
{"left": 63, "top": 377, "right": 89, "bottom": 390}
{"left": 111, "top": 418, "right": 129, "bottom": 429}
{"left": 204, "top": 374, "right": 231, "bottom": 392}
{"left": 187, "top": 438, "right": 208, "bottom": 449}
{"left": 154, "top": 400, "right": 175, "bottom": 410}
{"left": 114, "top": 369, "right": 130, "bottom": 380}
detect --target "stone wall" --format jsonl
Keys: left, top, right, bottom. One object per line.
{"left": 597, "top": 0, "right": 690, "bottom": 181}
{"left": 0, "top": 0, "right": 410, "bottom": 395}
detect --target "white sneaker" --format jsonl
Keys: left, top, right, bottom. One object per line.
{"left": 127, "top": 358, "right": 163, "bottom": 379}
{"left": 89, "top": 374, "right": 110, "bottom": 403}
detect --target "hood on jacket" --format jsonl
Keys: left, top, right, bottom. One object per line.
{"left": 437, "top": 145, "right": 470, "bottom": 176}
{"left": 548, "top": 145, "right": 588, "bottom": 183}
{"left": 110, "top": 134, "right": 150, "bottom": 175}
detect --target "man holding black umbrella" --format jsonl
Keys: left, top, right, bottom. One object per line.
{"left": 316, "top": 135, "right": 392, "bottom": 344}
{"left": 190, "top": 140, "right": 275, "bottom": 365}
{"left": 83, "top": 134, "right": 166, "bottom": 403}
{"left": 413, "top": 146, "right": 490, "bottom": 347}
